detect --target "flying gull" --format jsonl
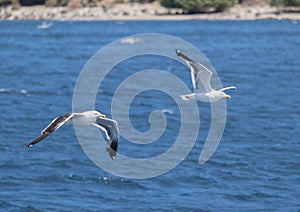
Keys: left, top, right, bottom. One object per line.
{"left": 27, "top": 110, "right": 119, "bottom": 160}
{"left": 176, "top": 49, "right": 236, "bottom": 103}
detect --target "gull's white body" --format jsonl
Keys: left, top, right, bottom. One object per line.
{"left": 27, "top": 110, "right": 119, "bottom": 160}
{"left": 176, "top": 50, "right": 236, "bottom": 103}
{"left": 186, "top": 91, "right": 225, "bottom": 103}
{"left": 181, "top": 87, "right": 237, "bottom": 103}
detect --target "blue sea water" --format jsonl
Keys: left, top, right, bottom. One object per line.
{"left": 0, "top": 20, "right": 300, "bottom": 211}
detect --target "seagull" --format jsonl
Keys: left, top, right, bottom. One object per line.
{"left": 27, "top": 110, "right": 119, "bottom": 160}
{"left": 176, "top": 49, "right": 236, "bottom": 103}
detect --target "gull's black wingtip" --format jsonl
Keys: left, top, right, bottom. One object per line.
{"left": 111, "top": 140, "right": 118, "bottom": 152}
{"left": 175, "top": 49, "right": 180, "bottom": 55}
{"left": 27, "top": 142, "right": 34, "bottom": 148}
{"left": 107, "top": 140, "right": 118, "bottom": 160}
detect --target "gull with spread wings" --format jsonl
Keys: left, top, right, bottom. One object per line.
{"left": 27, "top": 110, "right": 119, "bottom": 160}
{"left": 176, "top": 49, "right": 236, "bottom": 103}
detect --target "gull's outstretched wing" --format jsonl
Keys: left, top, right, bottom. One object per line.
{"left": 176, "top": 49, "right": 213, "bottom": 92}
{"left": 93, "top": 117, "right": 119, "bottom": 160}
{"left": 27, "top": 113, "right": 73, "bottom": 147}
{"left": 216, "top": 86, "right": 237, "bottom": 92}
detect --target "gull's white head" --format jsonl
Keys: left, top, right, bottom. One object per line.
{"left": 92, "top": 110, "right": 106, "bottom": 118}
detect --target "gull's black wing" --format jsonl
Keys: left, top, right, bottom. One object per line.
{"left": 93, "top": 117, "right": 119, "bottom": 160}
{"left": 27, "top": 113, "right": 73, "bottom": 147}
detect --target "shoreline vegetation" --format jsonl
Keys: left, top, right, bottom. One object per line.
{"left": 1, "top": 0, "right": 300, "bottom": 20}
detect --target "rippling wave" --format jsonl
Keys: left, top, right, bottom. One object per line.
{"left": 0, "top": 20, "right": 299, "bottom": 211}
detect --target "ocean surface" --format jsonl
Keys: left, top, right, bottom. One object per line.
{"left": 0, "top": 20, "right": 299, "bottom": 211}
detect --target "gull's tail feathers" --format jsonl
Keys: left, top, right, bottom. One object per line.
{"left": 106, "top": 140, "right": 118, "bottom": 160}
{"left": 180, "top": 94, "right": 195, "bottom": 101}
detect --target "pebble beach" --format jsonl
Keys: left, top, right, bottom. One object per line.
{"left": 1, "top": 1, "right": 300, "bottom": 20}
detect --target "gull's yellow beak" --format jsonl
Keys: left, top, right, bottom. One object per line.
{"left": 225, "top": 95, "right": 231, "bottom": 99}
{"left": 99, "top": 114, "right": 106, "bottom": 118}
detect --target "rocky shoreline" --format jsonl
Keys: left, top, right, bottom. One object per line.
{"left": 1, "top": 1, "right": 300, "bottom": 20}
